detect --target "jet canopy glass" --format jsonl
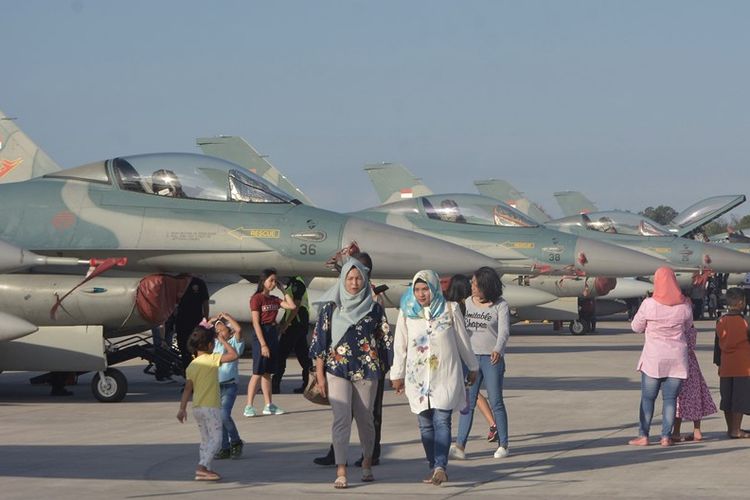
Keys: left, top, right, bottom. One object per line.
{"left": 671, "top": 195, "right": 745, "bottom": 230}
{"left": 578, "top": 211, "right": 672, "bottom": 236}
{"left": 420, "top": 194, "right": 539, "bottom": 227}
{"left": 111, "top": 153, "right": 296, "bottom": 204}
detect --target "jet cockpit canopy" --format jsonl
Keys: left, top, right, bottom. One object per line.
{"left": 579, "top": 211, "right": 672, "bottom": 236}
{"left": 109, "top": 153, "right": 298, "bottom": 204}
{"left": 420, "top": 194, "right": 539, "bottom": 227}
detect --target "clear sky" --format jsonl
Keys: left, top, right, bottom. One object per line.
{"left": 4, "top": 1, "right": 749, "bottom": 219}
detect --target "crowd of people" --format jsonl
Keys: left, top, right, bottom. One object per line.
{"left": 171, "top": 260, "right": 750, "bottom": 487}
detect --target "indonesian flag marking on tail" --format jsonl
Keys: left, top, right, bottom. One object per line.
{"left": 400, "top": 188, "right": 413, "bottom": 199}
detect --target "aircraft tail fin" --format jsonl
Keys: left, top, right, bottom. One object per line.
{"left": 474, "top": 179, "right": 551, "bottom": 222}
{"left": 553, "top": 191, "right": 598, "bottom": 216}
{"left": 363, "top": 163, "right": 433, "bottom": 204}
{"left": 0, "top": 108, "right": 62, "bottom": 183}
{"left": 196, "top": 136, "right": 315, "bottom": 206}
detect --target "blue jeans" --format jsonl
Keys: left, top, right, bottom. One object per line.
{"left": 457, "top": 355, "right": 508, "bottom": 448}
{"left": 220, "top": 382, "right": 241, "bottom": 449}
{"left": 417, "top": 409, "right": 452, "bottom": 470}
{"left": 638, "top": 373, "right": 683, "bottom": 438}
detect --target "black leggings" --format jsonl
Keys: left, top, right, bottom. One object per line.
{"left": 273, "top": 321, "right": 312, "bottom": 387}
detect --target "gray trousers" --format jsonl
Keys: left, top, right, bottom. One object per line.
{"left": 327, "top": 373, "right": 377, "bottom": 466}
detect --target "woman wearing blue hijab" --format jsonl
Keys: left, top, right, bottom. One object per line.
{"left": 391, "top": 270, "right": 478, "bottom": 486}
{"left": 309, "top": 258, "right": 391, "bottom": 489}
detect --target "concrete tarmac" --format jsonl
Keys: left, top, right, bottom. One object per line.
{"left": 1, "top": 318, "right": 746, "bottom": 499}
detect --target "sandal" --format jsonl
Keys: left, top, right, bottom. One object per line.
{"left": 431, "top": 467, "right": 448, "bottom": 486}
{"left": 627, "top": 436, "right": 649, "bottom": 446}
{"left": 194, "top": 470, "right": 221, "bottom": 481}
{"left": 422, "top": 471, "right": 435, "bottom": 484}
{"left": 334, "top": 476, "right": 348, "bottom": 489}
{"left": 670, "top": 434, "right": 693, "bottom": 443}
{"left": 361, "top": 467, "right": 374, "bottom": 482}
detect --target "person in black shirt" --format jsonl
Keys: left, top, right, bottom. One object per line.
{"left": 273, "top": 276, "right": 312, "bottom": 394}
{"left": 175, "top": 277, "right": 210, "bottom": 373}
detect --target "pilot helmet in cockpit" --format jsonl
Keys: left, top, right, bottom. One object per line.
{"left": 598, "top": 216, "right": 616, "bottom": 233}
{"left": 151, "top": 169, "right": 186, "bottom": 197}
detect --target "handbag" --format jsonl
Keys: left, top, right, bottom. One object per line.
{"left": 303, "top": 369, "right": 329, "bottom": 406}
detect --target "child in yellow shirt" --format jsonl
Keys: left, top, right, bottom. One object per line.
{"left": 177, "top": 326, "right": 238, "bottom": 481}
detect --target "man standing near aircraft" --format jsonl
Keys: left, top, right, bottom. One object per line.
{"left": 175, "top": 277, "right": 210, "bottom": 373}
{"left": 272, "top": 276, "right": 311, "bottom": 394}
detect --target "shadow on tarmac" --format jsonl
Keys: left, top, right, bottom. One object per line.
{"left": 0, "top": 434, "right": 744, "bottom": 490}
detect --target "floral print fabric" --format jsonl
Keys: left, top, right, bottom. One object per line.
{"left": 676, "top": 327, "right": 717, "bottom": 421}
{"left": 391, "top": 302, "right": 478, "bottom": 414}
{"left": 309, "top": 302, "right": 392, "bottom": 381}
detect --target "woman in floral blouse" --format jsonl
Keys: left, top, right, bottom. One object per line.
{"left": 391, "top": 270, "right": 478, "bottom": 486}
{"left": 309, "top": 259, "right": 391, "bottom": 489}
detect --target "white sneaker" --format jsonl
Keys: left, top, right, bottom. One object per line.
{"left": 262, "top": 403, "right": 285, "bottom": 415}
{"left": 449, "top": 444, "right": 466, "bottom": 460}
{"left": 493, "top": 446, "right": 510, "bottom": 458}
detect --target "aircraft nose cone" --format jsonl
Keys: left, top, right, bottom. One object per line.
{"left": 574, "top": 237, "right": 666, "bottom": 277}
{"left": 341, "top": 217, "right": 499, "bottom": 278}
{"left": 502, "top": 285, "right": 557, "bottom": 308}
{"left": 702, "top": 244, "right": 750, "bottom": 273}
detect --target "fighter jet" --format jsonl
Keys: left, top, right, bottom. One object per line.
{"left": 476, "top": 180, "right": 750, "bottom": 274}
{"left": 0, "top": 110, "right": 501, "bottom": 401}
{"left": 554, "top": 190, "right": 746, "bottom": 238}
{"left": 360, "top": 164, "right": 670, "bottom": 277}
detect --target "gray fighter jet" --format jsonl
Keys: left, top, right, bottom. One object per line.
{"left": 554, "top": 190, "right": 746, "bottom": 238}
{"left": 476, "top": 180, "right": 750, "bottom": 274}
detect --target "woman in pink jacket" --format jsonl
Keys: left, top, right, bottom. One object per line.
{"left": 629, "top": 267, "right": 692, "bottom": 447}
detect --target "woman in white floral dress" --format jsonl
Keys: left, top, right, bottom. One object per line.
{"left": 391, "top": 270, "right": 478, "bottom": 485}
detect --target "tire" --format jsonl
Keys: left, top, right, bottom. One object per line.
{"left": 569, "top": 320, "right": 586, "bottom": 335}
{"left": 91, "top": 368, "right": 128, "bottom": 402}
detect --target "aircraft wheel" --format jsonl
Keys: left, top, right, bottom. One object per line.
{"left": 91, "top": 368, "right": 128, "bottom": 402}
{"left": 569, "top": 320, "right": 586, "bottom": 335}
